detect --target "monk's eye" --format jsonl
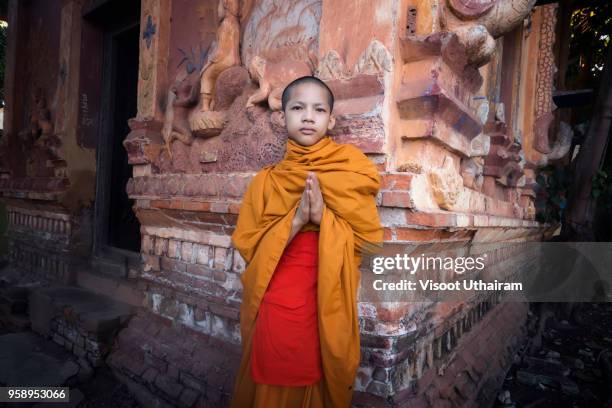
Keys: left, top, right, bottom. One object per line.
{"left": 317, "top": 108, "right": 326, "bottom": 112}
{"left": 292, "top": 106, "right": 302, "bottom": 110}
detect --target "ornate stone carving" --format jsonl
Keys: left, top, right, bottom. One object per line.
{"left": 447, "top": 0, "right": 497, "bottom": 19}
{"left": 29, "top": 88, "right": 54, "bottom": 144}
{"left": 20, "top": 88, "right": 66, "bottom": 178}
{"left": 469, "top": 134, "right": 490, "bottom": 157}
{"left": 460, "top": 157, "right": 484, "bottom": 191}
{"left": 547, "top": 121, "right": 573, "bottom": 162}
{"left": 532, "top": 3, "right": 557, "bottom": 155}
{"left": 483, "top": 118, "right": 525, "bottom": 189}
{"left": 440, "top": 0, "right": 536, "bottom": 70}
{"left": 198, "top": 0, "right": 242, "bottom": 112}
{"left": 429, "top": 156, "right": 464, "bottom": 210}
{"left": 162, "top": 74, "right": 199, "bottom": 155}
{"left": 316, "top": 50, "right": 350, "bottom": 81}
{"left": 354, "top": 40, "right": 393, "bottom": 76}
{"left": 241, "top": 0, "right": 321, "bottom": 111}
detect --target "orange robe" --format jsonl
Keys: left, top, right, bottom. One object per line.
{"left": 230, "top": 135, "right": 383, "bottom": 408}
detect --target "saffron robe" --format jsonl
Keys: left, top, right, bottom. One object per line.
{"left": 230, "top": 135, "right": 383, "bottom": 408}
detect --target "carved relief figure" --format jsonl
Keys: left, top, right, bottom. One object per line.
{"left": 30, "top": 88, "right": 54, "bottom": 143}
{"left": 241, "top": 0, "right": 321, "bottom": 111}
{"left": 245, "top": 45, "right": 317, "bottom": 111}
{"left": 429, "top": 156, "right": 464, "bottom": 210}
{"left": 440, "top": 0, "right": 536, "bottom": 71}
{"left": 199, "top": 0, "right": 242, "bottom": 112}
{"left": 163, "top": 75, "right": 200, "bottom": 155}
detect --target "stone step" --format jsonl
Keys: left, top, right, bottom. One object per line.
{"left": 29, "top": 286, "right": 136, "bottom": 368}
{"left": 0, "top": 331, "right": 86, "bottom": 408}
{"left": 76, "top": 268, "right": 143, "bottom": 308}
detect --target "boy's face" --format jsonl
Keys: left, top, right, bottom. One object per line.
{"left": 279, "top": 82, "right": 335, "bottom": 146}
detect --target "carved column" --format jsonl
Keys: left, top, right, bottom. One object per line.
{"left": 56, "top": 0, "right": 97, "bottom": 209}
{"left": 517, "top": 3, "right": 559, "bottom": 167}
{"left": 1, "top": 0, "right": 25, "bottom": 177}
{"left": 316, "top": 0, "right": 395, "bottom": 155}
{"left": 137, "top": 0, "right": 171, "bottom": 122}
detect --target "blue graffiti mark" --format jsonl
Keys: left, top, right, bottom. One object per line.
{"left": 143, "top": 15, "right": 157, "bottom": 49}
{"left": 176, "top": 44, "right": 211, "bottom": 74}
{"left": 453, "top": 114, "right": 468, "bottom": 132}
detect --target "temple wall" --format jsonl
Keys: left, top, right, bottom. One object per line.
{"left": 0, "top": 0, "right": 566, "bottom": 406}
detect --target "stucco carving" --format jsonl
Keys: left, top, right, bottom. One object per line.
{"left": 20, "top": 88, "right": 66, "bottom": 178}
{"left": 198, "top": 0, "right": 242, "bottom": 112}
{"left": 469, "top": 134, "right": 490, "bottom": 157}
{"left": 532, "top": 3, "right": 557, "bottom": 155}
{"left": 316, "top": 50, "right": 350, "bottom": 81}
{"left": 460, "top": 157, "right": 484, "bottom": 191}
{"left": 440, "top": 0, "right": 536, "bottom": 69}
{"left": 162, "top": 75, "right": 199, "bottom": 155}
{"left": 354, "top": 40, "right": 393, "bottom": 76}
{"left": 429, "top": 156, "right": 464, "bottom": 210}
{"left": 242, "top": 0, "right": 321, "bottom": 111}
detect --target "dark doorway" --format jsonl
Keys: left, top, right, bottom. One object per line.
{"left": 106, "top": 25, "right": 140, "bottom": 252}
{"left": 85, "top": 0, "right": 141, "bottom": 276}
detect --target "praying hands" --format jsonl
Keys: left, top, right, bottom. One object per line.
{"left": 295, "top": 172, "right": 325, "bottom": 227}
{"left": 287, "top": 172, "right": 325, "bottom": 247}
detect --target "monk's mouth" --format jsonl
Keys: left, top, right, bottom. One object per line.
{"left": 300, "top": 128, "right": 316, "bottom": 134}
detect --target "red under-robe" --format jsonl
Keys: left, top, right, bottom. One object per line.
{"left": 250, "top": 230, "right": 322, "bottom": 386}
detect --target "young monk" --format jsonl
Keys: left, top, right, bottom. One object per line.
{"left": 230, "top": 76, "right": 383, "bottom": 408}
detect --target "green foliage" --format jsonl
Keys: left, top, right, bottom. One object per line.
{"left": 592, "top": 168, "right": 612, "bottom": 208}
{"left": 567, "top": 0, "right": 612, "bottom": 87}
{"left": 535, "top": 165, "right": 571, "bottom": 224}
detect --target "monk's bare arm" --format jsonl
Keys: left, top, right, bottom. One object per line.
{"left": 286, "top": 216, "right": 304, "bottom": 247}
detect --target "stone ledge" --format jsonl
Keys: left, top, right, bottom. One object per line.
{"left": 0, "top": 177, "right": 70, "bottom": 200}
{"left": 381, "top": 207, "right": 544, "bottom": 229}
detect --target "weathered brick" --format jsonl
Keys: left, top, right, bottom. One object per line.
{"left": 381, "top": 173, "right": 413, "bottom": 190}
{"left": 179, "top": 372, "right": 207, "bottom": 393}
{"left": 144, "top": 351, "right": 168, "bottom": 372}
{"left": 213, "top": 247, "right": 227, "bottom": 270}
{"left": 168, "top": 363, "right": 180, "bottom": 380}
{"left": 155, "top": 374, "right": 184, "bottom": 399}
{"left": 404, "top": 211, "right": 457, "bottom": 227}
{"left": 210, "top": 202, "right": 229, "bottom": 213}
{"left": 143, "top": 254, "right": 160, "bottom": 272}
{"left": 394, "top": 228, "right": 456, "bottom": 242}
{"left": 179, "top": 388, "right": 200, "bottom": 408}
{"left": 195, "top": 245, "right": 211, "bottom": 265}
{"left": 155, "top": 238, "right": 169, "bottom": 256}
{"left": 382, "top": 191, "right": 414, "bottom": 208}
{"left": 160, "top": 257, "right": 187, "bottom": 273}
{"left": 143, "top": 367, "right": 159, "bottom": 384}
{"left": 186, "top": 263, "right": 212, "bottom": 279}
{"left": 123, "top": 354, "right": 147, "bottom": 377}
{"left": 209, "top": 303, "right": 239, "bottom": 321}
{"left": 168, "top": 240, "right": 181, "bottom": 259}
{"left": 159, "top": 298, "right": 180, "bottom": 319}
{"left": 213, "top": 271, "right": 227, "bottom": 282}
{"left": 142, "top": 235, "right": 154, "bottom": 254}
{"left": 180, "top": 242, "right": 193, "bottom": 263}
{"left": 231, "top": 250, "right": 245, "bottom": 273}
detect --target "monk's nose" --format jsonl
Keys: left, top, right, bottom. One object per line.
{"left": 303, "top": 108, "right": 315, "bottom": 122}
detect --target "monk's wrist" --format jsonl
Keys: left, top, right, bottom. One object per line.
{"left": 292, "top": 214, "right": 306, "bottom": 229}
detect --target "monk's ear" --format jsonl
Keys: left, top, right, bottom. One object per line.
{"left": 327, "top": 114, "right": 336, "bottom": 131}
